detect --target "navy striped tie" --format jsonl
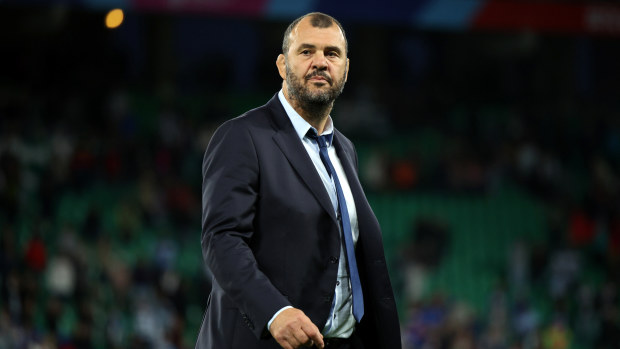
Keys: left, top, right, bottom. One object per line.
{"left": 307, "top": 129, "right": 364, "bottom": 322}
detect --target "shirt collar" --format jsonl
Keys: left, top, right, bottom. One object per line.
{"left": 278, "top": 90, "right": 334, "bottom": 144}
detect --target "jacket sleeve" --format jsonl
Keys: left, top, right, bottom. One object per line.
{"left": 201, "top": 119, "right": 290, "bottom": 338}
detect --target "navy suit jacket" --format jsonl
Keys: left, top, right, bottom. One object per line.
{"left": 196, "top": 94, "right": 401, "bottom": 349}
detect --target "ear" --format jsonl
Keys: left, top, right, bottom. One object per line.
{"left": 276, "top": 54, "right": 286, "bottom": 80}
{"left": 344, "top": 58, "right": 350, "bottom": 82}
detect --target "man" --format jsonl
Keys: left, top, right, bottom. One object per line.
{"left": 197, "top": 12, "right": 401, "bottom": 349}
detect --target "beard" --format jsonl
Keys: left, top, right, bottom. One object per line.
{"left": 285, "top": 63, "right": 346, "bottom": 117}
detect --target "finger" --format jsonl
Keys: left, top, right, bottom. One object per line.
{"left": 301, "top": 322, "right": 324, "bottom": 349}
{"left": 273, "top": 330, "right": 299, "bottom": 349}
{"left": 277, "top": 335, "right": 296, "bottom": 349}
{"left": 292, "top": 330, "right": 310, "bottom": 346}
{"left": 311, "top": 334, "right": 324, "bottom": 349}
{"left": 284, "top": 334, "right": 301, "bottom": 349}
{"left": 276, "top": 339, "right": 293, "bottom": 349}
{"left": 289, "top": 328, "right": 313, "bottom": 348}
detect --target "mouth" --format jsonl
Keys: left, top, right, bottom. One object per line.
{"left": 306, "top": 72, "right": 331, "bottom": 85}
{"left": 309, "top": 78, "right": 328, "bottom": 85}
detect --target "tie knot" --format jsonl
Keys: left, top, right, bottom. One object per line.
{"left": 307, "top": 129, "right": 333, "bottom": 149}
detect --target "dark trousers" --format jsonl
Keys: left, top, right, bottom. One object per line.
{"left": 323, "top": 330, "right": 364, "bottom": 349}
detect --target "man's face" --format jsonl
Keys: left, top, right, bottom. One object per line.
{"left": 277, "top": 18, "right": 349, "bottom": 106}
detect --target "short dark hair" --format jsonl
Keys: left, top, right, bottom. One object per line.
{"left": 282, "top": 12, "right": 348, "bottom": 57}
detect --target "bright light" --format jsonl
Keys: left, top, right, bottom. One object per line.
{"left": 105, "top": 9, "right": 124, "bottom": 29}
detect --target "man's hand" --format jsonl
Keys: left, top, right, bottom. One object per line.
{"left": 269, "top": 308, "right": 325, "bottom": 349}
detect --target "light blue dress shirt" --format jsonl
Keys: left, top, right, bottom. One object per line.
{"left": 267, "top": 90, "right": 358, "bottom": 338}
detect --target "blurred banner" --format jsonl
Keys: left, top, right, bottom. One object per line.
{"left": 5, "top": 0, "right": 620, "bottom": 36}
{"left": 4, "top": 0, "right": 620, "bottom": 34}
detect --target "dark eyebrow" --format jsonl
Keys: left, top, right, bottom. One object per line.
{"left": 324, "top": 46, "right": 342, "bottom": 55}
{"left": 296, "top": 43, "right": 343, "bottom": 55}
{"left": 297, "top": 43, "right": 316, "bottom": 51}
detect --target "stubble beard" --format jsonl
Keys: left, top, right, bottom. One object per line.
{"left": 285, "top": 63, "right": 346, "bottom": 123}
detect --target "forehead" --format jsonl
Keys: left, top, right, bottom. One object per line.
{"left": 288, "top": 17, "right": 346, "bottom": 51}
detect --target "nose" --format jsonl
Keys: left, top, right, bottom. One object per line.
{"left": 312, "top": 51, "right": 328, "bottom": 70}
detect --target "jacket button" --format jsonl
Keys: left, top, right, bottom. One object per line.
{"left": 329, "top": 256, "right": 338, "bottom": 264}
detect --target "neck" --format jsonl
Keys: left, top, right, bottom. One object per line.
{"left": 293, "top": 100, "right": 333, "bottom": 134}
{"left": 283, "top": 88, "right": 333, "bottom": 135}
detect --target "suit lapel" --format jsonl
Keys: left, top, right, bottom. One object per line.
{"left": 334, "top": 131, "right": 366, "bottom": 214}
{"left": 334, "top": 131, "right": 375, "bottom": 241}
{"left": 268, "top": 96, "right": 338, "bottom": 224}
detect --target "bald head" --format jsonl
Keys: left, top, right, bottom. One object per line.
{"left": 282, "top": 12, "right": 348, "bottom": 57}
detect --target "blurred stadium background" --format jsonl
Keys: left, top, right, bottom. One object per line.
{"left": 1, "top": 0, "right": 620, "bottom": 348}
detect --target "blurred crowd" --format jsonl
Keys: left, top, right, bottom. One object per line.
{"left": 0, "top": 84, "right": 216, "bottom": 348}
{"left": 2, "top": 7, "right": 620, "bottom": 349}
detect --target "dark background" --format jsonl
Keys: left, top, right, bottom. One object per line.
{"left": 1, "top": 1, "right": 620, "bottom": 348}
